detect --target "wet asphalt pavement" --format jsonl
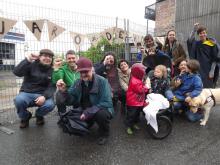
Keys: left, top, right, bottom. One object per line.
{"left": 1, "top": 106, "right": 220, "bottom": 165}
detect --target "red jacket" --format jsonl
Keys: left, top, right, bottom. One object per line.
{"left": 126, "top": 63, "right": 149, "bottom": 107}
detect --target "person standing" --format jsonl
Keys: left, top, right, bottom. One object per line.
{"left": 13, "top": 49, "right": 56, "bottom": 128}
{"left": 187, "top": 23, "right": 220, "bottom": 88}
{"left": 163, "top": 30, "right": 187, "bottom": 76}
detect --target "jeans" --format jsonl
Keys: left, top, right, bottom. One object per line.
{"left": 14, "top": 92, "right": 55, "bottom": 120}
{"left": 185, "top": 110, "right": 203, "bottom": 122}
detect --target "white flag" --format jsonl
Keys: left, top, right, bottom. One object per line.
{"left": 24, "top": 19, "right": 44, "bottom": 41}
{"left": 70, "top": 32, "right": 85, "bottom": 50}
{"left": 87, "top": 33, "right": 100, "bottom": 46}
{"left": 0, "top": 17, "right": 17, "bottom": 39}
{"left": 47, "top": 20, "right": 65, "bottom": 42}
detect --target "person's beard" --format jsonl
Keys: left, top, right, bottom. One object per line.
{"left": 105, "top": 64, "right": 114, "bottom": 71}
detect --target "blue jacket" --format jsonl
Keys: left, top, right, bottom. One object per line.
{"left": 66, "top": 74, "right": 114, "bottom": 116}
{"left": 173, "top": 73, "right": 203, "bottom": 101}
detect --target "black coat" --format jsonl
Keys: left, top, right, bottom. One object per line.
{"left": 187, "top": 38, "right": 220, "bottom": 88}
{"left": 13, "top": 58, "right": 55, "bottom": 98}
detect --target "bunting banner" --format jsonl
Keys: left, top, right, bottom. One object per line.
{"left": 132, "top": 33, "right": 144, "bottom": 46}
{"left": 70, "top": 32, "right": 85, "bottom": 50}
{"left": 101, "top": 27, "right": 115, "bottom": 44}
{"left": 24, "top": 19, "right": 44, "bottom": 41}
{"left": 87, "top": 33, "right": 101, "bottom": 46}
{"left": 47, "top": 20, "right": 65, "bottom": 42}
{"left": 113, "top": 27, "right": 127, "bottom": 44}
{"left": 0, "top": 17, "right": 17, "bottom": 39}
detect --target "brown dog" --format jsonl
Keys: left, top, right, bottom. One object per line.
{"left": 188, "top": 88, "right": 220, "bottom": 126}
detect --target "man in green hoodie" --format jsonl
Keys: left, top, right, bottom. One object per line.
{"left": 52, "top": 50, "right": 80, "bottom": 114}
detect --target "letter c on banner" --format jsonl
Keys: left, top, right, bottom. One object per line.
{"left": 74, "top": 34, "right": 81, "bottom": 45}
{"left": 106, "top": 32, "right": 112, "bottom": 41}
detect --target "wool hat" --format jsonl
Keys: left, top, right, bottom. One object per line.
{"left": 77, "top": 57, "right": 93, "bottom": 72}
{"left": 39, "top": 49, "right": 54, "bottom": 57}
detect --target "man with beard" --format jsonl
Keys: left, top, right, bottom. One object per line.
{"left": 52, "top": 50, "right": 80, "bottom": 114}
{"left": 94, "top": 51, "right": 120, "bottom": 111}
{"left": 56, "top": 57, "right": 113, "bottom": 145}
{"left": 13, "top": 49, "right": 56, "bottom": 128}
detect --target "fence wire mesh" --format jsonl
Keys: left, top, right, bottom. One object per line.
{"left": 0, "top": 0, "right": 149, "bottom": 124}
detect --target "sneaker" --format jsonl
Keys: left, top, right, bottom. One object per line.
{"left": 36, "top": 116, "right": 45, "bottom": 125}
{"left": 97, "top": 137, "right": 108, "bottom": 145}
{"left": 133, "top": 124, "right": 140, "bottom": 130}
{"left": 127, "top": 127, "right": 133, "bottom": 135}
{"left": 20, "top": 112, "right": 32, "bottom": 129}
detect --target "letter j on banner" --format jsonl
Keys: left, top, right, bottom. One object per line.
{"left": 0, "top": 17, "right": 17, "bottom": 39}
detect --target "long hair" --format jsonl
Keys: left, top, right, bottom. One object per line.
{"left": 101, "top": 51, "right": 117, "bottom": 67}
{"left": 164, "top": 30, "right": 176, "bottom": 47}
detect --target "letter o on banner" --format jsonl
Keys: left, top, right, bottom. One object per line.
{"left": 74, "top": 35, "right": 81, "bottom": 45}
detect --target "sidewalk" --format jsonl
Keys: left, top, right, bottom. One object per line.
{"left": 1, "top": 106, "right": 220, "bottom": 165}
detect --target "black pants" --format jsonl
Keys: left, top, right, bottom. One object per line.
{"left": 125, "top": 106, "right": 142, "bottom": 127}
{"left": 87, "top": 109, "right": 112, "bottom": 137}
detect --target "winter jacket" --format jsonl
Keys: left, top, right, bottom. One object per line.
{"left": 13, "top": 58, "right": 55, "bottom": 99}
{"left": 150, "top": 75, "right": 170, "bottom": 96}
{"left": 118, "top": 68, "right": 131, "bottom": 91}
{"left": 126, "top": 63, "right": 149, "bottom": 106}
{"left": 63, "top": 74, "right": 114, "bottom": 116}
{"left": 52, "top": 63, "right": 80, "bottom": 88}
{"left": 173, "top": 72, "right": 203, "bottom": 101}
{"left": 163, "top": 40, "right": 187, "bottom": 66}
{"left": 94, "top": 63, "right": 120, "bottom": 95}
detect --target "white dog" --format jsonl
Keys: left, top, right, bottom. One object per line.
{"left": 188, "top": 88, "right": 220, "bottom": 126}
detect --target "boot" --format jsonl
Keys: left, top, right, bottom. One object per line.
{"left": 36, "top": 116, "right": 45, "bottom": 125}
{"left": 20, "top": 112, "right": 32, "bottom": 128}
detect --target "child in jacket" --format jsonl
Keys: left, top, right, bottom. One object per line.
{"left": 126, "top": 63, "right": 149, "bottom": 135}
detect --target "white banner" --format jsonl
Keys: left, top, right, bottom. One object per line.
{"left": 101, "top": 27, "right": 115, "bottom": 44}
{"left": 24, "top": 19, "right": 44, "bottom": 41}
{"left": 132, "top": 33, "right": 144, "bottom": 46}
{"left": 0, "top": 17, "right": 17, "bottom": 39}
{"left": 70, "top": 32, "right": 85, "bottom": 50}
{"left": 114, "top": 27, "right": 127, "bottom": 44}
{"left": 87, "top": 33, "right": 100, "bottom": 46}
{"left": 47, "top": 20, "right": 65, "bottom": 42}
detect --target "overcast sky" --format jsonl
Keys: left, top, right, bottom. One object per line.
{"left": 7, "top": 0, "right": 155, "bottom": 27}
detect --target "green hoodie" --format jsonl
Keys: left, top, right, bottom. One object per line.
{"left": 52, "top": 63, "right": 80, "bottom": 88}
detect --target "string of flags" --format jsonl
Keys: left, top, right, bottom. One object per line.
{"left": 0, "top": 17, "right": 144, "bottom": 47}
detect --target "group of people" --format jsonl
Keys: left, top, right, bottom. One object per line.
{"left": 13, "top": 23, "right": 220, "bottom": 145}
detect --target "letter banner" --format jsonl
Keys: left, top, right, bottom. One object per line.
{"left": 133, "top": 33, "right": 144, "bottom": 46}
{"left": 87, "top": 33, "right": 100, "bottom": 47}
{"left": 0, "top": 17, "right": 17, "bottom": 39}
{"left": 24, "top": 19, "right": 44, "bottom": 41}
{"left": 101, "top": 27, "right": 114, "bottom": 44}
{"left": 70, "top": 32, "right": 85, "bottom": 50}
{"left": 113, "top": 27, "right": 127, "bottom": 44}
{"left": 47, "top": 20, "right": 65, "bottom": 42}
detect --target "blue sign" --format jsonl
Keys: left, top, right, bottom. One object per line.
{"left": 3, "top": 32, "right": 25, "bottom": 42}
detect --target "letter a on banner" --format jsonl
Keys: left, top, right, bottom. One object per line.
{"left": 47, "top": 20, "right": 65, "bottom": 42}
{"left": 70, "top": 32, "right": 85, "bottom": 50}
{"left": 0, "top": 17, "right": 17, "bottom": 39}
{"left": 24, "top": 19, "right": 44, "bottom": 41}
{"left": 87, "top": 33, "right": 100, "bottom": 47}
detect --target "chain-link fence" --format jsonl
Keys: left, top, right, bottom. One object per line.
{"left": 0, "top": 0, "right": 150, "bottom": 124}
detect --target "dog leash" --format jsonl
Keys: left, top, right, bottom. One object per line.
{"left": 204, "top": 89, "right": 216, "bottom": 106}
